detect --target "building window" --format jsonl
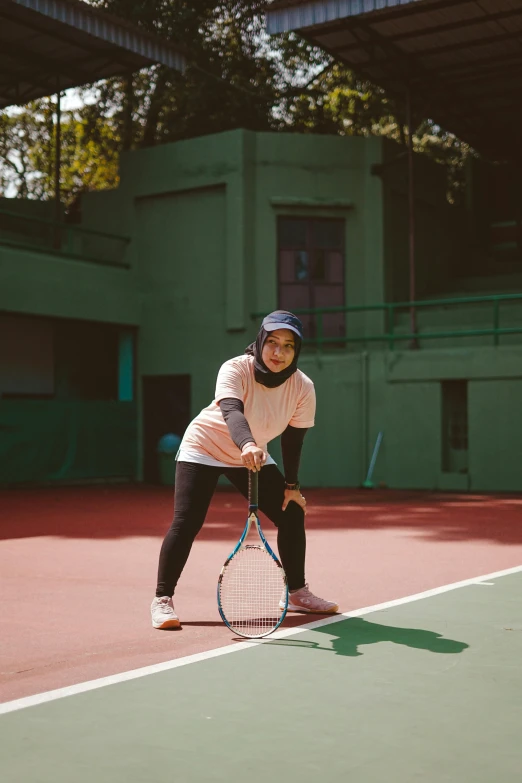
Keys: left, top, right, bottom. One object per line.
{"left": 441, "top": 381, "right": 468, "bottom": 473}
{"left": 277, "top": 217, "right": 345, "bottom": 341}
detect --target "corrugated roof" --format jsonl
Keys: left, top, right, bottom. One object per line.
{"left": 266, "top": 0, "right": 427, "bottom": 35}
{"left": 0, "top": 0, "right": 186, "bottom": 109}
{"left": 266, "top": 0, "right": 522, "bottom": 159}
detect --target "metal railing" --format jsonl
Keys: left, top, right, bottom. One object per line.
{"left": 253, "top": 292, "right": 522, "bottom": 351}
{"left": 0, "top": 208, "right": 131, "bottom": 268}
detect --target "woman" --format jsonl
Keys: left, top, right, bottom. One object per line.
{"left": 151, "top": 310, "right": 339, "bottom": 629}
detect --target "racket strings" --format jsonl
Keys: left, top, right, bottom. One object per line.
{"left": 219, "top": 545, "right": 286, "bottom": 637}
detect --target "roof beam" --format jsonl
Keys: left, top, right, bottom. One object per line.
{"left": 328, "top": 41, "right": 377, "bottom": 57}
{"left": 12, "top": 0, "right": 184, "bottom": 71}
{"left": 473, "top": 84, "right": 522, "bottom": 105}
{"left": 275, "top": 0, "right": 476, "bottom": 38}
{"left": 438, "top": 51, "right": 522, "bottom": 77}
{"left": 415, "top": 28, "right": 522, "bottom": 61}
{"left": 379, "top": 7, "right": 522, "bottom": 44}
{"left": 331, "top": 27, "right": 522, "bottom": 68}
{"left": 0, "top": 7, "right": 95, "bottom": 54}
{"left": 355, "top": 0, "right": 474, "bottom": 25}
{"left": 0, "top": 9, "right": 152, "bottom": 74}
{"left": 0, "top": 36, "right": 95, "bottom": 83}
{"left": 7, "top": 57, "right": 120, "bottom": 104}
{"left": 456, "top": 61, "right": 522, "bottom": 86}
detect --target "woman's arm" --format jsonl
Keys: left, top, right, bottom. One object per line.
{"left": 218, "top": 398, "right": 266, "bottom": 470}
{"left": 281, "top": 424, "right": 308, "bottom": 485}
{"left": 218, "top": 398, "right": 255, "bottom": 451}
{"left": 281, "top": 425, "right": 308, "bottom": 513}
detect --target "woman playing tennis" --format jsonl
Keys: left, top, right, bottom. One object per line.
{"left": 151, "top": 310, "right": 339, "bottom": 629}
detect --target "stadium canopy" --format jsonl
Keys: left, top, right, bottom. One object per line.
{"left": 0, "top": 0, "right": 186, "bottom": 110}
{"left": 266, "top": 0, "right": 522, "bottom": 161}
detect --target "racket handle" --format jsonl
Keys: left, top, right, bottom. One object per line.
{"left": 248, "top": 469, "right": 258, "bottom": 510}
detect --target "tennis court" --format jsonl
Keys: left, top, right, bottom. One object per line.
{"left": 1, "top": 485, "right": 522, "bottom": 781}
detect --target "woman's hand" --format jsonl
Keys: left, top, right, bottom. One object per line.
{"left": 282, "top": 488, "right": 307, "bottom": 515}
{"left": 241, "top": 442, "right": 267, "bottom": 472}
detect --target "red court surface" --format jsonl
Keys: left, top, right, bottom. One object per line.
{"left": 1, "top": 484, "right": 522, "bottom": 704}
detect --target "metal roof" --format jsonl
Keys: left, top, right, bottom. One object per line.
{"left": 266, "top": 0, "right": 522, "bottom": 160}
{"left": 0, "top": 0, "right": 186, "bottom": 109}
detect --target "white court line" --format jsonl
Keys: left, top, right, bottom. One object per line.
{"left": 1, "top": 563, "right": 521, "bottom": 717}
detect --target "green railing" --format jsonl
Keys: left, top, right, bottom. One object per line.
{"left": 0, "top": 208, "right": 131, "bottom": 268}
{"left": 253, "top": 292, "right": 522, "bottom": 351}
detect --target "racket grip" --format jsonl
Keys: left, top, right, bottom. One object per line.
{"left": 248, "top": 469, "right": 258, "bottom": 510}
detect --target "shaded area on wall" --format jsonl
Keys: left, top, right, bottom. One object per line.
{"left": 0, "top": 401, "right": 137, "bottom": 484}
{"left": 54, "top": 320, "right": 120, "bottom": 401}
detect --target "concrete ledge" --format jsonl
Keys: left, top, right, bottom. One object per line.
{"left": 386, "top": 345, "right": 522, "bottom": 382}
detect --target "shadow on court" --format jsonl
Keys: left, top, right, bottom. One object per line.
{"left": 265, "top": 617, "right": 469, "bottom": 657}
{"left": 1, "top": 484, "right": 522, "bottom": 545}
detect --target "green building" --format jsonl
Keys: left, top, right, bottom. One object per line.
{"left": 1, "top": 129, "right": 521, "bottom": 491}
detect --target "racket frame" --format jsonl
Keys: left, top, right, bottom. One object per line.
{"left": 217, "top": 470, "right": 289, "bottom": 637}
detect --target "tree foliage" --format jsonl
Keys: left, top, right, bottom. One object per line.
{"left": 0, "top": 0, "right": 471, "bottom": 207}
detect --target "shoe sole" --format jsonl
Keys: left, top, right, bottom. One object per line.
{"left": 152, "top": 618, "right": 181, "bottom": 629}
{"left": 282, "top": 604, "right": 339, "bottom": 614}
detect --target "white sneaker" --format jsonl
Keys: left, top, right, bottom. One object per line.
{"left": 281, "top": 584, "right": 339, "bottom": 614}
{"left": 151, "top": 596, "right": 181, "bottom": 629}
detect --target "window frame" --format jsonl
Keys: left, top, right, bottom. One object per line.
{"left": 276, "top": 215, "right": 346, "bottom": 341}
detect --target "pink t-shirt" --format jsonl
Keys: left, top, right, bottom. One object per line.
{"left": 180, "top": 354, "right": 315, "bottom": 467}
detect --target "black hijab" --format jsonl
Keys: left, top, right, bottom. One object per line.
{"left": 245, "top": 310, "right": 303, "bottom": 388}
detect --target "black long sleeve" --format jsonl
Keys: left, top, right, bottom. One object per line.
{"left": 281, "top": 425, "right": 308, "bottom": 484}
{"left": 218, "top": 398, "right": 255, "bottom": 452}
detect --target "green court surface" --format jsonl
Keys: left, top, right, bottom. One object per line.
{"left": 1, "top": 571, "right": 521, "bottom": 783}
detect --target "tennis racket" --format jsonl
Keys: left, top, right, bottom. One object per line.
{"left": 217, "top": 470, "right": 289, "bottom": 638}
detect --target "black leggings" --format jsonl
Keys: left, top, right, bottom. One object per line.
{"left": 156, "top": 461, "right": 306, "bottom": 597}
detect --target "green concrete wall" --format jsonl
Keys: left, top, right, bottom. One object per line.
{"left": 2, "top": 130, "right": 522, "bottom": 490}
{"left": 469, "top": 380, "right": 522, "bottom": 492}
{"left": 0, "top": 243, "right": 141, "bottom": 325}
{"left": 296, "top": 345, "right": 522, "bottom": 492}
{"left": 0, "top": 188, "right": 139, "bottom": 326}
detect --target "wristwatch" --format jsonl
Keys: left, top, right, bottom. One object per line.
{"left": 285, "top": 481, "right": 300, "bottom": 491}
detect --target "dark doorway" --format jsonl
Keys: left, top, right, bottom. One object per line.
{"left": 142, "top": 375, "right": 191, "bottom": 484}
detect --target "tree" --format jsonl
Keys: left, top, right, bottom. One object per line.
{"left": 0, "top": 96, "right": 121, "bottom": 206}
